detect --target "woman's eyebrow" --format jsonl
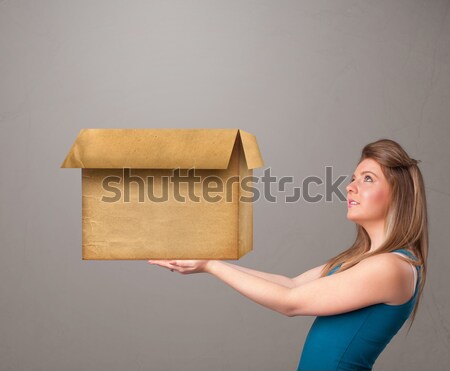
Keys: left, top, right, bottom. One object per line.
{"left": 352, "top": 171, "right": 378, "bottom": 178}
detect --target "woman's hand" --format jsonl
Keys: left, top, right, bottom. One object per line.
{"left": 148, "top": 259, "right": 213, "bottom": 274}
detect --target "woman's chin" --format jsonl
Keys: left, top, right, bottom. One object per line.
{"left": 346, "top": 212, "right": 359, "bottom": 222}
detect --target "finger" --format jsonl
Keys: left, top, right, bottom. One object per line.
{"left": 148, "top": 260, "right": 164, "bottom": 266}
{"left": 149, "top": 260, "right": 177, "bottom": 270}
{"left": 148, "top": 260, "right": 170, "bottom": 265}
{"left": 169, "top": 260, "right": 188, "bottom": 267}
{"left": 169, "top": 260, "right": 188, "bottom": 268}
{"left": 170, "top": 260, "right": 194, "bottom": 268}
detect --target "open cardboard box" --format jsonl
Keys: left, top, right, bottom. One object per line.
{"left": 61, "top": 129, "right": 264, "bottom": 260}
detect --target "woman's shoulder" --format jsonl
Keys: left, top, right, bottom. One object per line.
{"left": 357, "top": 253, "right": 417, "bottom": 304}
{"left": 339, "top": 249, "right": 420, "bottom": 275}
{"left": 367, "top": 250, "right": 418, "bottom": 266}
{"left": 348, "top": 251, "right": 416, "bottom": 277}
{"left": 361, "top": 252, "right": 407, "bottom": 265}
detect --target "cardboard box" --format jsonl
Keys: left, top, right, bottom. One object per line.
{"left": 61, "top": 129, "right": 264, "bottom": 260}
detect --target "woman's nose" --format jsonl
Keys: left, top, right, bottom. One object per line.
{"left": 346, "top": 179, "right": 356, "bottom": 193}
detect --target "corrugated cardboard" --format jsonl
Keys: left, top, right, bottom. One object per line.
{"left": 61, "top": 129, "right": 264, "bottom": 260}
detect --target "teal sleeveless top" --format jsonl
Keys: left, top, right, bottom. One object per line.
{"left": 297, "top": 248, "right": 421, "bottom": 371}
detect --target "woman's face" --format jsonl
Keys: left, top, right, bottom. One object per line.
{"left": 346, "top": 158, "right": 391, "bottom": 225}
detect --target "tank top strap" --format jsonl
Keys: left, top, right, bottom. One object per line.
{"left": 391, "top": 248, "right": 418, "bottom": 262}
{"left": 391, "top": 248, "right": 421, "bottom": 282}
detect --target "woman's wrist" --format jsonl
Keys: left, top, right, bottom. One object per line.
{"left": 205, "top": 260, "right": 219, "bottom": 274}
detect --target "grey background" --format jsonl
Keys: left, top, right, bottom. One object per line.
{"left": 1, "top": 1, "right": 449, "bottom": 370}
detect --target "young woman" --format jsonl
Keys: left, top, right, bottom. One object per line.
{"left": 148, "top": 138, "right": 428, "bottom": 371}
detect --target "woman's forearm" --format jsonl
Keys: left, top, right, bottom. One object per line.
{"left": 221, "top": 261, "right": 295, "bottom": 288}
{"left": 205, "top": 260, "right": 292, "bottom": 316}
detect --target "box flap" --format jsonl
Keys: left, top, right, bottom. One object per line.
{"left": 61, "top": 128, "right": 263, "bottom": 169}
{"left": 237, "top": 130, "right": 264, "bottom": 169}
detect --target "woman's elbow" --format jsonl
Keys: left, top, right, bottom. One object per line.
{"left": 285, "top": 308, "right": 300, "bottom": 317}
{"left": 284, "top": 302, "right": 300, "bottom": 317}
{"left": 284, "top": 290, "right": 303, "bottom": 317}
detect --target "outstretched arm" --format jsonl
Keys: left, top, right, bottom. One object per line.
{"left": 150, "top": 254, "right": 407, "bottom": 317}
{"left": 205, "top": 260, "right": 291, "bottom": 316}
{"left": 220, "top": 261, "right": 295, "bottom": 288}
{"left": 208, "top": 255, "right": 407, "bottom": 317}
{"left": 221, "top": 261, "right": 329, "bottom": 289}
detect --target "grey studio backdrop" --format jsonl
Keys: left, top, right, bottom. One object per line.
{"left": 0, "top": 1, "right": 449, "bottom": 371}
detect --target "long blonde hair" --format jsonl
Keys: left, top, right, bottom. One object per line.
{"left": 320, "top": 138, "right": 428, "bottom": 334}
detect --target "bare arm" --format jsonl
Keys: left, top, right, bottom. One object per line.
{"left": 221, "top": 261, "right": 295, "bottom": 288}
{"left": 222, "top": 262, "right": 327, "bottom": 289}
{"left": 206, "top": 261, "right": 291, "bottom": 316}
{"left": 291, "top": 263, "right": 327, "bottom": 287}
{"left": 285, "top": 254, "right": 406, "bottom": 317}
{"left": 202, "top": 255, "right": 405, "bottom": 318}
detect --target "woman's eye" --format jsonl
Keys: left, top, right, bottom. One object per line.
{"left": 348, "top": 175, "right": 373, "bottom": 184}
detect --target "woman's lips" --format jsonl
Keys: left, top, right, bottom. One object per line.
{"left": 348, "top": 200, "right": 360, "bottom": 208}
